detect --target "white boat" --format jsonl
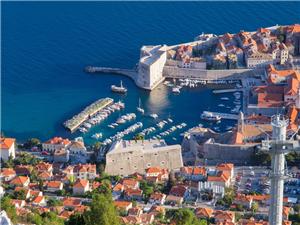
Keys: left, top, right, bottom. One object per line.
{"left": 108, "top": 124, "right": 115, "bottom": 129}
{"left": 91, "top": 133, "right": 102, "bottom": 139}
{"left": 221, "top": 97, "right": 229, "bottom": 101}
{"left": 117, "top": 118, "right": 126, "bottom": 124}
{"left": 111, "top": 80, "right": 127, "bottom": 94}
{"left": 168, "top": 118, "right": 173, "bottom": 123}
{"left": 218, "top": 104, "right": 225, "bottom": 107}
{"left": 172, "top": 87, "right": 180, "bottom": 94}
{"left": 149, "top": 113, "right": 158, "bottom": 119}
{"left": 201, "top": 111, "right": 221, "bottom": 121}
{"left": 137, "top": 98, "right": 145, "bottom": 114}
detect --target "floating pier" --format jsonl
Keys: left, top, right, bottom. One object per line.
{"left": 212, "top": 88, "right": 242, "bottom": 94}
{"left": 64, "top": 97, "right": 114, "bottom": 132}
{"left": 202, "top": 111, "right": 239, "bottom": 120}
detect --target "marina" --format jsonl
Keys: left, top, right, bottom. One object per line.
{"left": 63, "top": 98, "right": 114, "bottom": 132}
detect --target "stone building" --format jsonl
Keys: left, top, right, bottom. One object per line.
{"left": 105, "top": 139, "right": 183, "bottom": 176}
{"left": 137, "top": 45, "right": 167, "bottom": 90}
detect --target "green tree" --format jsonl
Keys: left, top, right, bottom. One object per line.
{"left": 0, "top": 196, "right": 18, "bottom": 223}
{"left": 24, "top": 138, "right": 41, "bottom": 149}
{"left": 139, "top": 180, "right": 154, "bottom": 200}
{"left": 251, "top": 201, "right": 259, "bottom": 213}
{"left": 172, "top": 208, "right": 202, "bottom": 225}
{"left": 13, "top": 189, "right": 26, "bottom": 200}
{"left": 47, "top": 198, "right": 63, "bottom": 207}
{"left": 66, "top": 213, "right": 86, "bottom": 225}
{"left": 83, "top": 193, "right": 120, "bottom": 225}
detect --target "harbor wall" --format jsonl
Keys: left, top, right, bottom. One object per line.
{"left": 163, "top": 66, "right": 264, "bottom": 80}
{"left": 247, "top": 105, "right": 284, "bottom": 116}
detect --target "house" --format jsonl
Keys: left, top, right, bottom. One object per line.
{"left": 145, "top": 167, "right": 169, "bottom": 183}
{"left": 165, "top": 195, "right": 183, "bottom": 205}
{"left": 114, "top": 201, "right": 133, "bottom": 212}
{"left": 140, "top": 213, "right": 155, "bottom": 225}
{"left": 195, "top": 207, "right": 214, "bottom": 219}
{"left": 233, "top": 194, "right": 253, "bottom": 209}
{"left": 148, "top": 192, "right": 166, "bottom": 205}
{"left": 124, "top": 188, "right": 143, "bottom": 201}
{"left": 38, "top": 171, "right": 52, "bottom": 181}
{"left": 112, "top": 183, "right": 124, "bottom": 199}
{"left": 10, "top": 176, "right": 30, "bottom": 187}
{"left": 0, "top": 168, "right": 16, "bottom": 181}
{"left": 216, "top": 163, "right": 234, "bottom": 181}
{"left": 35, "top": 162, "right": 53, "bottom": 174}
{"left": 73, "top": 179, "right": 89, "bottom": 195}
{"left": 128, "top": 207, "right": 143, "bottom": 217}
{"left": 180, "top": 166, "right": 207, "bottom": 181}
{"left": 11, "top": 199, "right": 26, "bottom": 208}
{"left": 121, "top": 178, "right": 139, "bottom": 190}
{"left": 47, "top": 181, "right": 64, "bottom": 192}
{"left": 32, "top": 196, "right": 46, "bottom": 207}
{"left": 283, "top": 206, "right": 291, "bottom": 221}
{"left": 207, "top": 171, "right": 231, "bottom": 188}
{"left": 214, "top": 210, "right": 235, "bottom": 223}
{"left": 59, "top": 210, "right": 74, "bottom": 220}
{"left": 169, "top": 185, "right": 189, "bottom": 198}
{"left": 63, "top": 197, "right": 82, "bottom": 209}
{"left": 0, "top": 138, "right": 16, "bottom": 161}
{"left": 73, "top": 164, "right": 97, "bottom": 180}
{"left": 42, "top": 137, "right": 71, "bottom": 153}
{"left": 68, "top": 140, "right": 87, "bottom": 156}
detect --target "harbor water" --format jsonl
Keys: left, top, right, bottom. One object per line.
{"left": 2, "top": 2, "right": 300, "bottom": 144}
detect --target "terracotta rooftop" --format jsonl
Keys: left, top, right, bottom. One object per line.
{"left": 0, "top": 138, "right": 15, "bottom": 149}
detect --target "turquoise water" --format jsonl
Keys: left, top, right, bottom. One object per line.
{"left": 2, "top": 2, "right": 300, "bottom": 144}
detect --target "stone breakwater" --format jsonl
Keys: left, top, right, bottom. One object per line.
{"left": 63, "top": 97, "right": 113, "bottom": 132}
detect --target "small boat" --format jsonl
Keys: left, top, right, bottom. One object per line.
{"left": 172, "top": 137, "right": 177, "bottom": 141}
{"left": 111, "top": 80, "right": 127, "bottom": 94}
{"left": 108, "top": 124, "right": 115, "bottom": 129}
{"left": 168, "top": 118, "right": 173, "bottom": 123}
{"left": 221, "top": 97, "right": 229, "bottom": 101}
{"left": 91, "top": 133, "right": 102, "bottom": 139}
{"left": 137, "top": 98, "right": 145, "bottom": 114}
{"left": 117, "top": 118, "right": 126, "bottom": 124}
{"left": 201, "top": 111, "right": 221, "bottom": 121}
{"left": 149, "top": 113, "right": 158, "bottom": 119}
{"left": 172, "top": 87, "right": 180, "bottom": 94}
{"left": 218, "top": 104, "right": 225, "bottom": 107}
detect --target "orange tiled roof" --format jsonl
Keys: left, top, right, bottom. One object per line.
{"left": 63, "top": 197, "right": 81, "bottom": 207}
{"left": 73, "top": 179, "right": 89, "bottom": 189}
{"left": 207, "top": 171, "right": 230, "bottom": 183}
{"left": 214, "top": 210, "right": 235, "bottom": 221}
{"left": 0, "top": 138, "right": 15, "bottom": 149}
{"left": 1, "top": 168, "right": 16, "bottom": 177}
{"left": 114, "top": 200, "right": 132, "bottom": 209}
{"left": 10, "top": 176, "right": 29, "bottom": 186}
{"left": 45, "top": 137, "right": 70, "bottom": 145}
{"left": 125, "top": 188, "right": 143, "bottom": 196}
{"left": 47, "top": 181, "right": 62, "bottom": 189}
{"left": 286, "top": 24, "right": 300, "bottom": 33}
{"left": 217, "top": 163, "right": 234, "bottom": 171}
{"left": 146, "top": 167, "right": 162, "bottom": 174}
{"left": 257, "top": 92, "right": 284, "bottom": 107}
{"left": 195, "top": 207, "right": 214, "bottom": 218}
{"left": 32, "top": 196, "right": 44, "bottom": 204}
{"left": 235, "top": 193, "right": 253, "bottom": 203}
{"left": 122, "top": 178, "right": 139, "bottom": 188}
{"left": 285, "top": 78, "right": 299, "bottom": 96}
{"left": 150, "top": 192, "right": 165, "bottom": 201}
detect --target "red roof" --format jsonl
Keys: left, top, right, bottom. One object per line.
{"left": 45, "top": 137, "right": 70, "bottom": 146}
{"left": 169, "top": 185, "right": 187, "bottom": 197}
{"left": 73, "top": 179, "right": 89, "bottom": 189}
{"left": 0, "top": 138, "right": 15, "bottom": 149}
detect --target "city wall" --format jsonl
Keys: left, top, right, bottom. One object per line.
{"left": 163, "top": 66, "right": 263, "bottom": 80}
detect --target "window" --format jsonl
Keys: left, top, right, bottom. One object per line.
{"left": 147, "top": 163, "right": 151, "bottom": 167}
{"left": 161, "top": 161, "right": 165, "bottom": 165}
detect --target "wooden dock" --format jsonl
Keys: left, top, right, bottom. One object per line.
{"left": 203, "top": 111, "right": 239, "bottom": 120}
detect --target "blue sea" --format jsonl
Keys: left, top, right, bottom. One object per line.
{"left": 2, "top": 2, "right": 300, "bottom": 144}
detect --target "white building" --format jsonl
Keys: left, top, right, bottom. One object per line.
{"left": 105, "top": 139, "right": 183, "bottom": 176}
{"left": 68, "top": 140, "right": 87, "bottom": 156}
{"left": 0, "top": 138, "right": 16, "bottom": 161}
{"left": 42, "top": 137, "right": 71, "bottom": 153}
{"left": 0, "top": 210, "right": 13, "bottom": 225}
{"left": 137, "top": 45, "right": 167, "bottom": 90}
